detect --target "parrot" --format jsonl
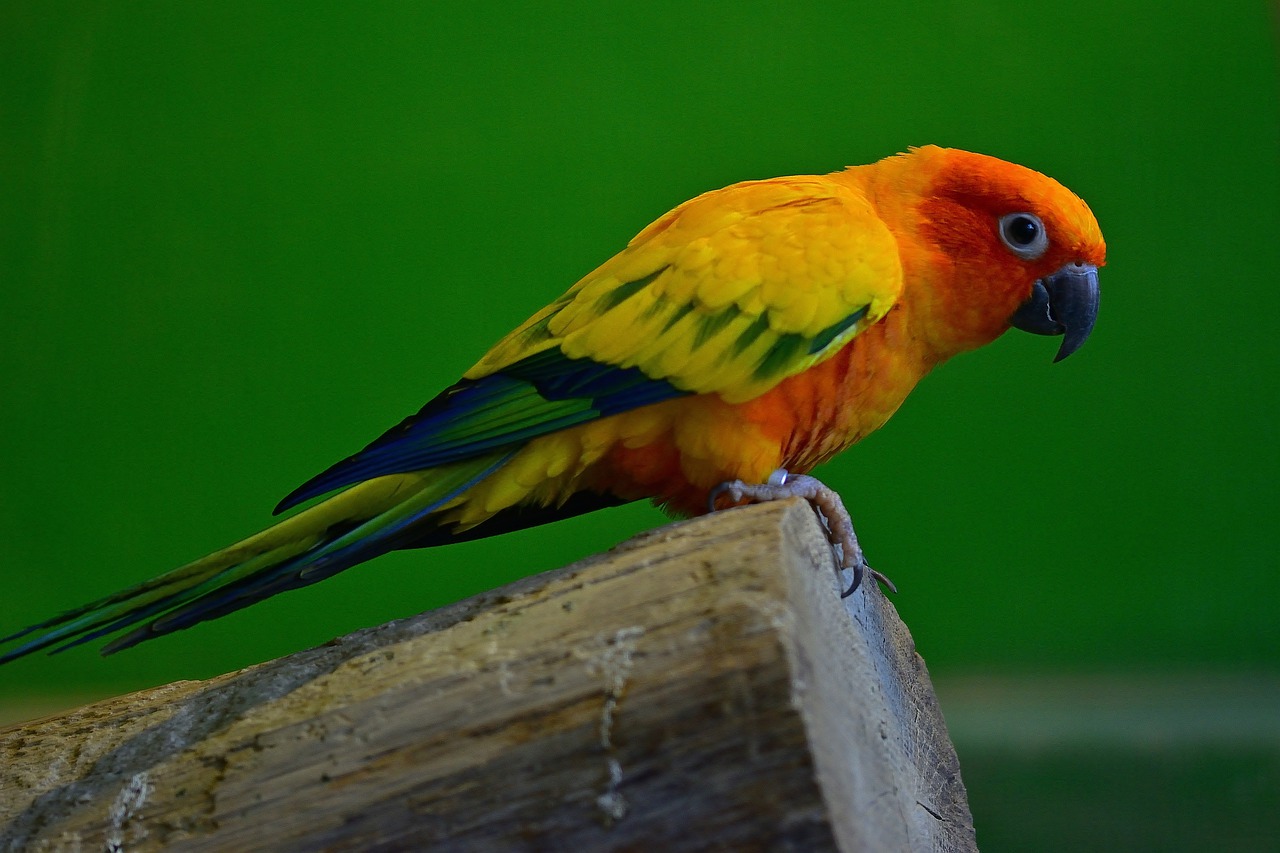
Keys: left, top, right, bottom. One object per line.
{"left": 0, "top": 145, "right": 1105, "bottom": 663}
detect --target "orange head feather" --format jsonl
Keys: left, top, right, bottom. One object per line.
{"left": 843, "top": 146, "right": 1107, "bottom": 361}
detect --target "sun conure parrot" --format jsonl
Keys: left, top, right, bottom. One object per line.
{"left": 0, "top": 145, "right": 1105, "bottom": 663}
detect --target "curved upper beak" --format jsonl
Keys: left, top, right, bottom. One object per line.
{"left": 1009, "top": 262, "right": 1100, "bottom": 362}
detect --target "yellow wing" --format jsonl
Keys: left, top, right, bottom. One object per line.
{"left": 468, "top": 175, "right": 904, "bottom": 404}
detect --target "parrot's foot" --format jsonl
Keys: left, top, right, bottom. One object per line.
{"left": 709, "top": 469, "right": 896, "bottom": 597}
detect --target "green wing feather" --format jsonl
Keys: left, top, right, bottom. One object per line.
{"left": 0, "top": 452, "right": 512, "bottom": 660}
{"left": 0, "top": 172, "right": 904, "bottom": 662}
{"left": 470, "top": 175, "right": 903, "bottom": 403}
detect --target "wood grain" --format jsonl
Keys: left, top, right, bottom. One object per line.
{"left": 0, "top": 499, "right": 975, "bottom": 851}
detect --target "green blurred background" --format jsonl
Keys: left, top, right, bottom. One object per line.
{"left": 2, "top": 2, "right": 1277, "bottom": 849}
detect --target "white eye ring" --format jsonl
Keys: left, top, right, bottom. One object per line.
{"left": 999, "top": 212, "right": 1050, "bottom": 260}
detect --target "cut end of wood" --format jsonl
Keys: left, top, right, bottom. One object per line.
{"left": 1, "top": 499, "right": 976, "bottom": 852}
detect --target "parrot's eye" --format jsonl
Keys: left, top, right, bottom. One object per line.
{"left": 999, "top": 212, "right": 1049, "bottom": 260}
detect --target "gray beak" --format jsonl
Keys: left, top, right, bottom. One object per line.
{"left": 1010, "top": 262, "right": 1100, "bottom": 362}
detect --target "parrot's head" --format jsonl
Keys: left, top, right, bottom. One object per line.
{"left": 877, "top": 146, "right": 1107, "bottom": 362}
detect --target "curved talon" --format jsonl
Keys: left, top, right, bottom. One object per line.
{"left": 843, "top": 566, "right": 898, "bottom": 597}
{"left": 872, "top": 569, "right": 898, "bottom": 595}
{"left": 706, "top": 472, "right": 894, "bottom": 599}
{"left": 841, "top": 563, "right": 865, "bottom": 598}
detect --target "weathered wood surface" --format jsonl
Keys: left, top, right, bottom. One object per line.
{"left": 0, "top": 500, "right": 975, "bottom": 852}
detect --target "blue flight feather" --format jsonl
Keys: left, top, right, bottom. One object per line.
{"left": 274, "top": 349, "right": 686, "bottom": 513}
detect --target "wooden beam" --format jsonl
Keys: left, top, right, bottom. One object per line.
{"left": 0, "top": 499, "right": 976, "bottom": 851}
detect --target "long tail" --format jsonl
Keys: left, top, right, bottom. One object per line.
{"left": 0, "top": 451, "right": 514, "bottom": 663}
